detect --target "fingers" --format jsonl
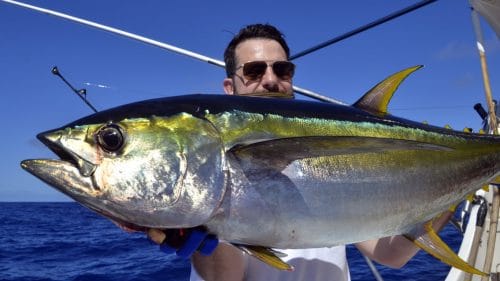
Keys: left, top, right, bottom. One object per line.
{"left": 147, "top": 228, "right": 166, "bottom": 244}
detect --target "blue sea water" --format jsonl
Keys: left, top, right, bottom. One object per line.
{"left": 0, "top": 202, "right": 462, "bottom": 281}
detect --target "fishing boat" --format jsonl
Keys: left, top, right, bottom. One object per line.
{"left": 445, "top": 106, "right": 500, "bottom": 281}
{"left": 444, "top": 1, "right": 500, "bottom": 279}
{"left": 445, "top": 185, "right": 500, "bottom": 281}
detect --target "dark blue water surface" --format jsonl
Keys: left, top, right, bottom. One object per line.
{"left": 0, "top": 202, "right": 461, "bottom": 281}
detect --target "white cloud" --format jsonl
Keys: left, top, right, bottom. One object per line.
{"left": 83, "top": 82, "right": 112, "bottom": 89}
{"left": 435, "top": 41, "right": 475, "bottom": 60}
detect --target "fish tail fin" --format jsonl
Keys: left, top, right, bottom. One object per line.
{"left": 234, "top": 244, "right": 293, "bottom": 271}
{"left": 405, "top": 220, "right": 488, "bottom": 276}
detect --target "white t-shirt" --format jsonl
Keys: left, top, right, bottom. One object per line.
{"left": 190, "top": 246, "right": 351, "bottom": 281}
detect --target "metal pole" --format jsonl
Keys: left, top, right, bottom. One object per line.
{"left": 289, "top": 0, "right": 438, "bottom": 60}
{"left": 481, "top": 185, "right": 499, "bottom": 281}
{"left": 0, "top": 0, "right": 345, "bottom": 105}
{"left": 292, "top": 85, "right": 347, "bottom": 105}
{"left": 362, "top": 255, "right": 384, "bottom": 281}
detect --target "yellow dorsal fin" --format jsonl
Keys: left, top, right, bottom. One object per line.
{"left": 353, "top": 65, "right": 423, "bottom": 114}
{"left": 405, "top": 220, "right": 487, "bottom": 276}
{"left": 235, "top": 245, "right": 293, "bottom": 271}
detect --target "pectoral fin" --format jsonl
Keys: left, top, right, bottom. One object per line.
{"left": 405, "top": 220, "right": 487, "bottom": 276}
{"left": 234, "top": 244, "right": 293, "bottom": 271}
{"left": 231, "top": 136, "right": 451, "bottom": 171}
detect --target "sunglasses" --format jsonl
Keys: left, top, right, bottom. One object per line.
{"left": 234, "top": 60, "right": 295, "bottom": 82}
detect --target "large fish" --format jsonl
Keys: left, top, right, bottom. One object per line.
{"left": 22, "top": 66, "right": 498, "bottom": 276}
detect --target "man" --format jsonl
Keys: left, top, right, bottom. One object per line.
{"left": 149, "top": 23, "right": 453, "bottom": 281}
{"left": 221, "top": 24, "right": 294, "bottom": 99}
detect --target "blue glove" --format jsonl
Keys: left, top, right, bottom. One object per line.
{"left": 159, "top": 227, "right": 218, "bottom": 258}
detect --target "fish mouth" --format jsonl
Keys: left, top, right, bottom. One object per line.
{"left": 21, "top": 157, "right": 146, "bottom": 231}
{"left": 20, "top": 130, "right": 100, "bottom": 199}
{"left": 21, "top": 130, "right": 127, "bottom": 221}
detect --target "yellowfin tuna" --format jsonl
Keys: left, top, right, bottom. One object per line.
{"left": 22, "top": 66, "right": 498, "bottom": 276}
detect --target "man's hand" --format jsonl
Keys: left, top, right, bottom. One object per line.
{"left": 147, "top": 228, "right": 219, "bottom": 258}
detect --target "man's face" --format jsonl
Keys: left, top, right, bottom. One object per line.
{"left": 223, "top": 38, "right": 294, "bottom": 97}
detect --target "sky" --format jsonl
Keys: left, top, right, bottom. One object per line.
{"left": 0, "top": 0, "right": 499, "bottom": 202}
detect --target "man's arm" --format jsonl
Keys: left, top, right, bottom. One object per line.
{"left": 355, "top": 210, "right": 454, "bottom": 268}
{"left": 191, "top": 243, "right": 246, "bottom": 281}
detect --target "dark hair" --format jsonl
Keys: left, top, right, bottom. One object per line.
{"left": 223, "top": 24, "right": 290, "bottom": 77}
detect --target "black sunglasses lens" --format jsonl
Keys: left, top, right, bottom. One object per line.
{"left": 241, "top": 61, "right": 295, "bottom": 81}
{"left": 273, "top": 61, "right": 295, "bottom": 80}
{"left": 243, "top": 61, "right": 267, "bottom": 81}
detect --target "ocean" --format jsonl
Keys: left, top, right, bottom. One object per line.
{"left": 0, "top": 202, "right": 462, "bottom": 281}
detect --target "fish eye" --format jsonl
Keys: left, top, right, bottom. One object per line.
{"left": 96, "top": 124, "right": 125, "bottom": 153}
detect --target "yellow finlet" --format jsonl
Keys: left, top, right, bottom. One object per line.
{"left": 406, "top": 220, "right": 487, "bottom": 276}
{"left": 353, "top": 65, "right": 423, "bottom": 114}
{"left": 465, "top": 193, "right": 475, "bottom": 202}
{"left": 448, "top": 203, "right": 458, "bottom": 212}
{"left": 491, "top": 176, "right": 500, "bottom": 185}
{"left": 236, "top": 245, "right": 293, "bottom": 271}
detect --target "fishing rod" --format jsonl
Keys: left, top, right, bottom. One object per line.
{"left": 51, "top": 66, "right": 99, "bottom": 113}
{"left": 289, "top": 0, "right": 439, "bottom": 60}
{"left": 469, "top": 4, "right": 497, "bottom": 133}
{"left": 0, "top": 0, "right": 344, "bottom": 105}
